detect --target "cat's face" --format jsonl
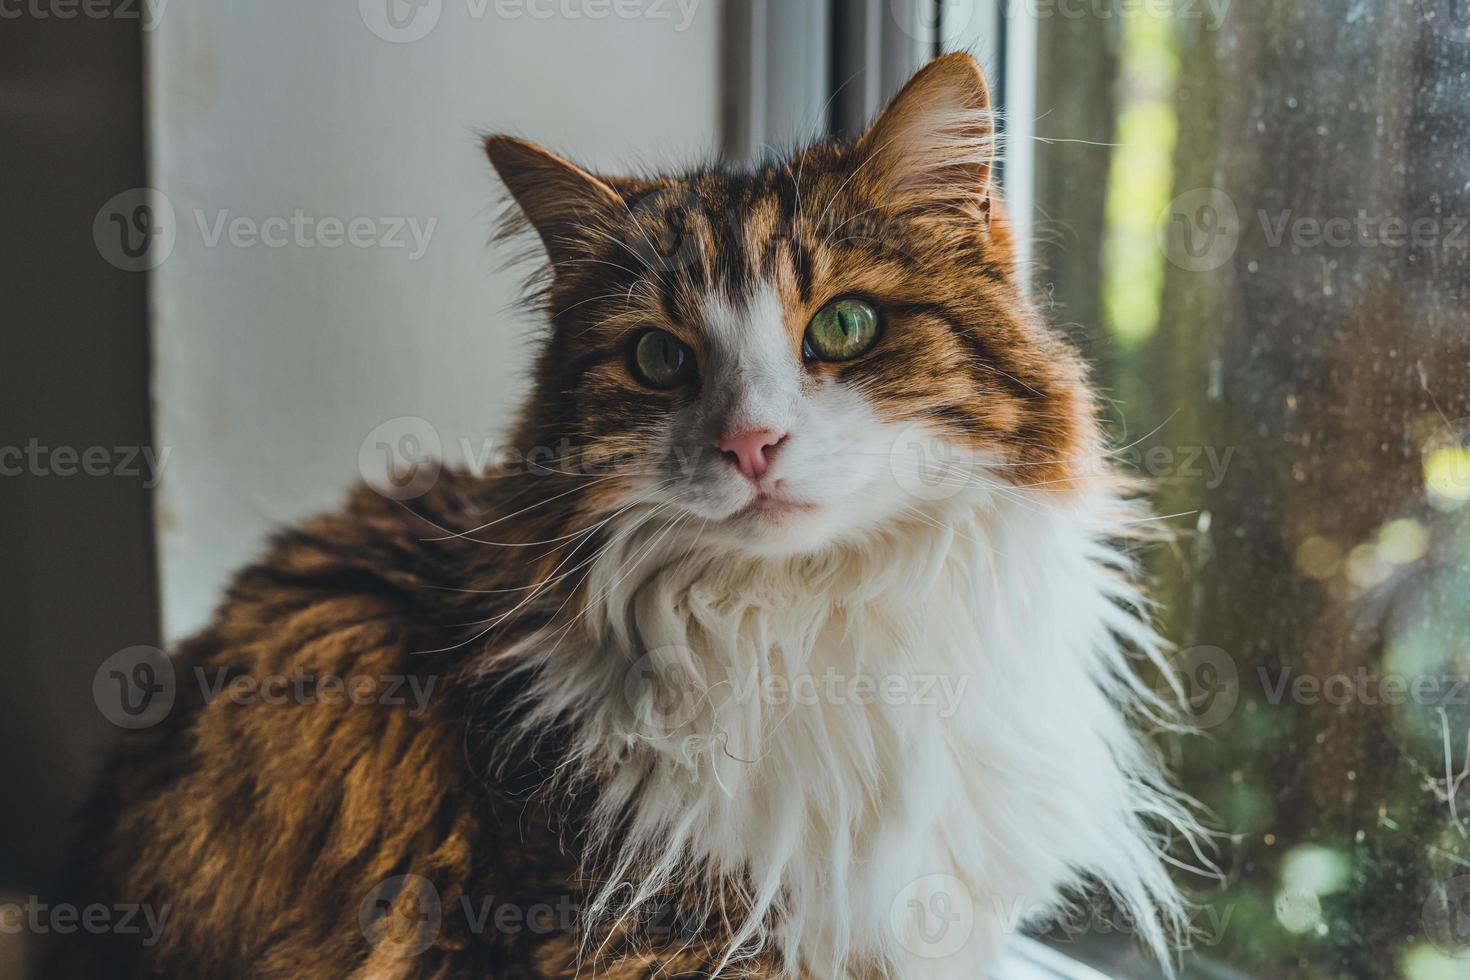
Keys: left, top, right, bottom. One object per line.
{"left": 488, "top": 54, "right": 1095, "bottom": 557}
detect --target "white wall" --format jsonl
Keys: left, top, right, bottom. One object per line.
{"left": 149, "top": 0, "right": 722, "bottom": 639}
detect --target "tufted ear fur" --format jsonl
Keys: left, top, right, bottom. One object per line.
{"left": 484, "top": 135, "right": 628, "bottom": 268}
{"left": 854, "top": 52, "right": 997, "bottom": 226}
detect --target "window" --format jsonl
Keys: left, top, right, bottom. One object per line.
{"left": 1029, "top": 2, "right": 1470, "bottom": 978}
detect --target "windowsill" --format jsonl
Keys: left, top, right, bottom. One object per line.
{"left": 995, "top": 938, "right": 1117, "bottom": 980}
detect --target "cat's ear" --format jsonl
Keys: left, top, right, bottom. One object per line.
{"left": 853, "top": 53, "right": 996, "bottom": 223}
{"left": 484, "top": 135, "right": 627, "bottom": 267}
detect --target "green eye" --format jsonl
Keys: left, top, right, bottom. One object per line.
{"left": 631, "top": 329, "right": 696, "bottom": 388}
{"left": 803, "top": 297, "right": 881, "bottom": 362}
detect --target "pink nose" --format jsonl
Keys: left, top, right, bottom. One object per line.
{"left": 717, "top": 428, "right": 784, "bottom": 480}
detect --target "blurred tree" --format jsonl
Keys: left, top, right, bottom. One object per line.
{"left": 1035, "top": 2, "right": 1470, "bottom": 977}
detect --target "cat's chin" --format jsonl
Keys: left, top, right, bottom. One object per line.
{"left": 702, "top": 501, "right": 873, "bottom": 558}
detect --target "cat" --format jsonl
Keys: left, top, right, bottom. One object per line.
{"left": 53, "top": 53, "right": 1200, "bottom": 979}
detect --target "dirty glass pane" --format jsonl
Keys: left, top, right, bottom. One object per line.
{"left": 1031, "top": 2, "right": 1470, "bottom": 977}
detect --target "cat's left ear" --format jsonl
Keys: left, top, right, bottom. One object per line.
{"left": 484, "top": 135, "right": 628, "bottom": 268}
{"left": 853, "top": 53, "right": 996, "bottom": 224}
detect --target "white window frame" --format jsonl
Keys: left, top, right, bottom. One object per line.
{"left": 998, "top": 936, "right": 1119, "bottom": 980}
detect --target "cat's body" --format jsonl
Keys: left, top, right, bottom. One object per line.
{"left": 57, "top": 55, "right": 1196, "bottom": 978}
{"left": 58, "top": 473, "right": 761, "bottom": 978}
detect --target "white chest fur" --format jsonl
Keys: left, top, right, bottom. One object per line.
{"left": 508, "top": 489, "right": 1194, "bottom": 978}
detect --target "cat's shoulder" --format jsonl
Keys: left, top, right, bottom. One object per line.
{"left": 192, "top": 469, "right": 496, "bottom": 667}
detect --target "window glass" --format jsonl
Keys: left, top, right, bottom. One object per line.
{"left": 1032, "top": 3, "right": 1470, "bottom": 977}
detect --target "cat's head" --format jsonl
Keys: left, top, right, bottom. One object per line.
{"left": 486, "top": 54, "right": 1097, "bottom": 558}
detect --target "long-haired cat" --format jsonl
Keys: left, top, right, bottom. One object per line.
{"left": 56, "top": 54, "right": 1199, "bottom": 979}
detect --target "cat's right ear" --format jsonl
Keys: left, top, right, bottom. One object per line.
{"left": 484, "top": 135, "right": 625, "bottom": 267}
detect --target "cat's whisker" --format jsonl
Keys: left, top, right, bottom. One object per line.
{"left": 551, "top": 255, "right": 647, "bottom": 280}
{"left": 416, "top": 473, "right": 631, "bottom": 541}
{"left": 1118, "top": 509, "right": 1199, "bottom": 526}
{"left": 427, "top": 535, "right": 598, "bottom": 635}
{"left": 897, "top": 504, "right": 1007, "bottom": 559}
{"left": 440, "top": 484, "right": 682, "bottom": 623}
{"left": 810, "top": 129, "right": 908, "bottom": 244}
{"left": 580, "top": 226, "right": 660, "bottom": 278}
{"left": 674, "top": 515, "right": 711, "bottom": 569}
{"left": 608, "top": 188, "right": 683, "bottom": 284}
{"left": 835, "top": 410, "right": 1184, "bottom": 472}
{"left": 422, "top": 487, "right": 676, "bottom": 633}
{"left": 540, "top": 510, "right": 692, "bottom": 663}
{"left": 551, "top": 288, "right": 639, "bottom": 317}
{"left": 812, "top": 202, "right": 902, "bottom": 252}
{"left": 528, "top": 501, "right": 691, "bottom": 664}
{"left": 576, "top": 305, "right": 656, "bottom": 338}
